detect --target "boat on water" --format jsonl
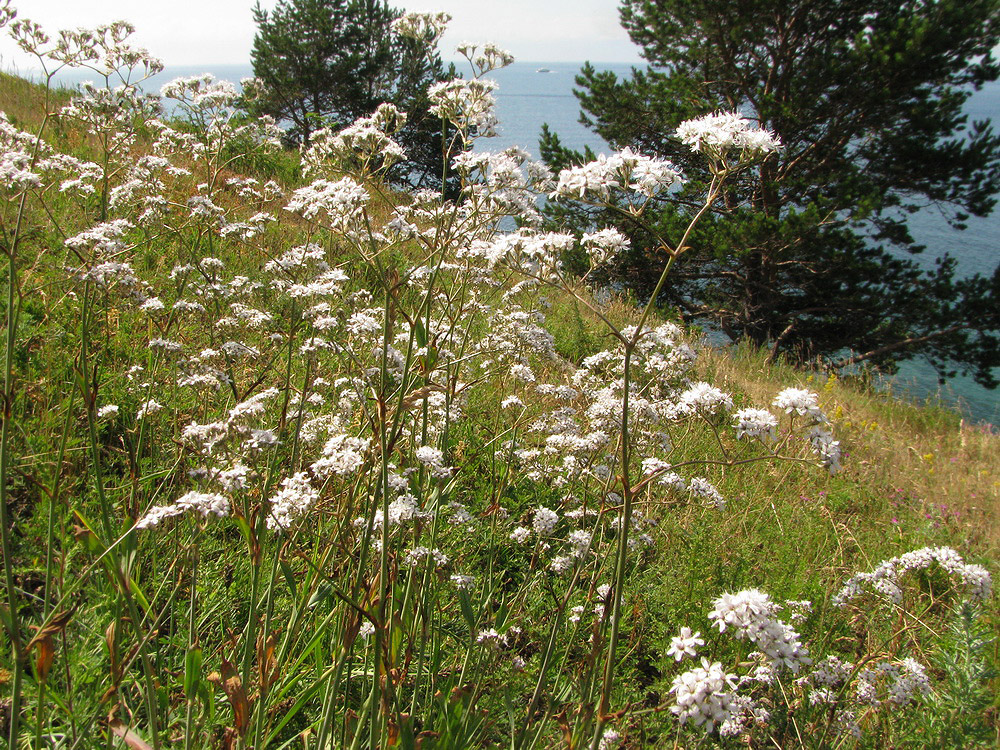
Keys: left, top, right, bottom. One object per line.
{"left": 536, "top": 67, "right": 552, "bottom": 73}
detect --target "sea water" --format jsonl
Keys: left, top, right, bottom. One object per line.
{"left": 46, "top": 61, "right": 1000, "bottom": 424}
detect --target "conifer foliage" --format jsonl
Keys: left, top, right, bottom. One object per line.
{"left": 249, "top": 0, "right": 452, "bottom": 186}
{"left": 542, "top": 0, "right": 1000, "bottom": 386}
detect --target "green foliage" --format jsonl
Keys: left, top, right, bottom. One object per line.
{"left": 906, "top": 604, "right": 998, "bottom": 747}
{"left": 542, "top": 0, "right": 1000, "bottom": 387}
{"left": 248, "top": 0, "right": 454, "bottom": 187}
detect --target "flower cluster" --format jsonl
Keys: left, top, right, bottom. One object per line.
{"left": 550, "top": 147, "right": 683, "bottom": 200}
{"left": 709, "top": 589, "right": 811, "bottom": 673}
{"left": 670, "top": 658, "right": 737, "bottom": 732}
{"left": 834, "top": 546, "right": 992, "bottom": 606}
{"left": 675, "top": 112, "right": 782, "bottom": 157}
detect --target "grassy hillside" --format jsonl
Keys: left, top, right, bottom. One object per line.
{"left": 0, "top": 49, "right": 997, "bottom": 750}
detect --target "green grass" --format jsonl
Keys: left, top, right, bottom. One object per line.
{"left": 0, "top": 68, "right": 997, "bottom": 749}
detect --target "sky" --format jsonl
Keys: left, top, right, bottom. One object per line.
{"left": 0, "top": 0, "right": 643, "bottom": 72}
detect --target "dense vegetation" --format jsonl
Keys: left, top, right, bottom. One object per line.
{"left": 0, "top": 7, "right": 997, "bottom": 749}
{"left": 542, "top": 0, "right": 1000, "bottom": 387}
{"left": 249, "top": 0, "right": 455, "bottom": 188}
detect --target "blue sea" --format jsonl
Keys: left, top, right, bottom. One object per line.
{"left": 45, "top": 61, "right": 1000, "bottom": 424}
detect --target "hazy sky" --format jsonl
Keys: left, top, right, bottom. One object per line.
{"left": 0, "top": 0, "right": 643, "bottom": 70}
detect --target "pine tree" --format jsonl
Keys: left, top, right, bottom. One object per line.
{"left": 249, "top": 0, "right": 451, "bottom": 186}
{"left": 542, "top": 0, "right": 1000, "bottom": 386}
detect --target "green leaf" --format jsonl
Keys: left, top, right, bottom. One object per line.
{"left": 184, "top": 645, "right": 203, "bottom": 696}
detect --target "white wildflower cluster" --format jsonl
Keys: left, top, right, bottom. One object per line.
{"left": 670, "top": 658, "right": 737, "bottom": 733}
{"left": 0, "top": 112, "right": 49, "bottom": 190}
{"left": 489, "top": 230, "right": 575, "bottom": 278}
{"left": 596, "top": 729, "right": 620, "bottom": 750}
{"left": 453, "top": 148, "right": 551, "bottom": 224}
{"left": 551, "top": 147, "right": 683, "bottom": 200}
{"left": 732, "top": 408, "right": 778, "bottom": 440}
{"left": 161, "top": 74, "right": 238, "bottom": 110}
{"left": 475, "top": 624, "right": 521, "bottom": 648}
{"left": 686, "top": 477, "right": 725, "bottom": 510}
{"left": 677, "top": 381, "right": 734, "bottom": 417}
{"left": 304, "top": 103, "right": 407, "bottom": 178}
{"left": 404, "top": 546, "right": 449, "bottom": 568}
{"left": 581, "top": 228, "right": 630, "bottom": 268}
{"left": 718, "top": 694, "right": 772, "bottom": 739}
{"left": 62, "top": 81, "right": 158, "bottom": 155}
{"left": 855, "top": 658, "right": 931, "bottom": 707}
{"left": 833, "top": 546, "right": 993, "bottom": 607}
{"left": 311, "top": 434, "right": 371, "bottom": 479}
{"left": 391, "top": 11, "right": 450, "bottom": 44}
{"left": 285, "top": 177, "right": 370, "bottom": 229}
{"left": 179, "top": 387, "right": 282, "bottom": 455}
{"left": 428, "top": 78, "right": 499, "bottom": 136}
{"left": 667, "top": 626, "right": 705, "bottom": 662}
{"left": 267, "top": 472, "right": 319, "bottom": 530}
{"left": 136, "top": 491, "right": 230, "bottom": 529}
{"left": 415, "top": 445, "right": 453, "bottom": 479}
{"left": 709, "top": 589, "right": 811, "bottom": 673}
{"left": 157, "top": 74, "right": 281, "bottom": 161}
{"left": 531, "top": 506, "right": 559, "bottom": 535}
{"left": 456, "top": 42, "right": 515, "bottom": 75}
{"left": 773, "top": 387, "right": 840, "bottom": 473}
{"left": 675, "top": 112, "right": 781, "bottom": 158}
{"left": 788, "top": 652, "right": 932, "bottom": 740}
{"left": 772, "top": 387, "right": 823, "bottom": 418}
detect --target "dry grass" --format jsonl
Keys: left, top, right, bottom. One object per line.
{"left": 705, "top": 341, "right": 1000, "bottom": 555}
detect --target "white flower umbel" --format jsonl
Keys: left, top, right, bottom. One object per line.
{"left": 732, "top": 408, "right": 778, "bottom": 440}
{"left": 551, "top": 147, "right": 683, "bottom": 200}
{"left": 709, "top": 589, "right": 811, "bottom": 673}
{"left": 676, "top": 112, "right": 781, "bottom": 157}
{"left": 267, "top": 472, "right": 319, "bottom": 530}
{"left": 136, "top": 491, "right": 230, "bottom": 529}
{"left": 772, "top": 387, "right": 824, "bottom": 420}
{"left": 670, "top": 657, "right": 737, "bottom": 733}
{"left": 532, "top": 506, "right": 559, "bottom": 536}
{"left": 834, "top": 546, "right": 993, "bottom": 607}
{"left": 415, "top": 445, "right": 452, "bottom": 479}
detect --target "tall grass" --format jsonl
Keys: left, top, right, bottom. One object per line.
{"left": 0, "top": 7, "right": 996, "bottom": 749}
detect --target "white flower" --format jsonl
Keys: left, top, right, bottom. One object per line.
{"left": 136, "top": 491, "right": 230, "bottom": 530}
{"left": 772, "top": 387, "right": 823, "bottom": 418}
{"left": 97, "top": 404, "right": 119, "bottom": 419}
{"left": 391, "top": 11, "right": 450, "bottom": 43}
{"left": 284, "top": 177, "right": 369, "bottom": 227}
{"left": 679, "top": 382, "right": 733, "bottom": 415}
{"left": 311, "top": 434, "right": 370, "bottom": 478}
{"left": 532, "top": 506, "right": 559, "bottom": 535}
{"left": 667, "top": 627, "right": 705, "bottom": 662}
{"left": 676, "top": 112, "right": 781, "bottom": 156}
{"left": 510, "top": 526, "right": 531, "bottom": 544}
{"left": 709, "top": 589, "right": 811, "bottom": 673}
{"left": 428, "top": 78, "right": 498, "bottom": 134}
{"left": 732, "top": 408, "right": 778, "bottom": 440}
{"left": 267, "top": 472, "right": 318, "bottom": 530}
{"left": 415, "top": 445, "right": 452, "bottom": 479}
{"left": 404, "top": 546, "right": 448, "bottom": 568}
{"left": 597, "top": 729, "right": 621, "bottom": 750}
{"left": 581, "top": 227, "right": 630, "bottom": 267}
{"left": 670, "top": 658, "right": 737, "bottom": 733}
{"left": 501, "top": 395, "right": 524, "bottom": 410}
{"left": 834, "top": 546, "right": 993, "bottom": 606}
{"left": 136, "top": 399, "right": 163, "bottom": 419}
